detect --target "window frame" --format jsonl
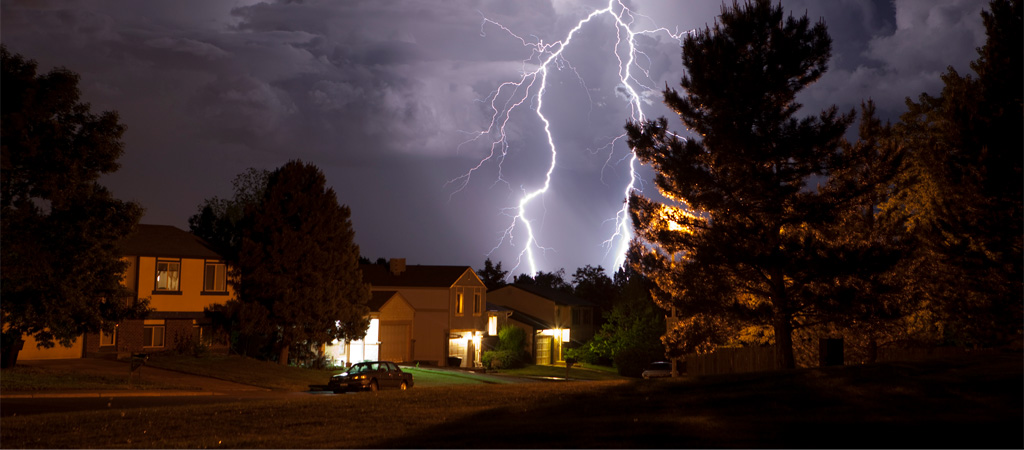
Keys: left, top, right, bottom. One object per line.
{"left": 143, "top": 322, "right": 165, "bottom": 348}
{"left": 99, "top": 327, "right": 117, "bottom": 347}
{"left": 455, "top": 291, "right": 464, "bottom": 316}
{"left": 202, "top": 260, "right": 228, "bottom": 294}
{"left": 153, "top": 258, "right": 182, "bottom": 294}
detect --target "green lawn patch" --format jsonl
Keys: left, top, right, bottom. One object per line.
{"left": 499, "top": 363, "right": 626, "bottom": 381}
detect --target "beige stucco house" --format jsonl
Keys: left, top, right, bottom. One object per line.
{"left": 487, "top": 284, "right": 597, "bottom": 365}
{"left": 18, "top": 224, "right": 233, "bottom": 360}
{"left": 358, "top": 259, "right": 488, "bottom": 367}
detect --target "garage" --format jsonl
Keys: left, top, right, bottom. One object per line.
{"left": 379, "top": 324, "right": 410, "bottom": 362}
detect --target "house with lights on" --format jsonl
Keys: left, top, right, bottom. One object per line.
{"left": 325, "top": 259, "right": 489, "bottom": 368}
{"left": 486, "top": 284, "right": 597, "bottom": 365}
{"left": 18, "top": 224, "right": 233, "bottom": 360}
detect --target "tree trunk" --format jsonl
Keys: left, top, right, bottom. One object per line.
{"left": 773, "top": 314, "right": 796, "bottom": 369}
{"left": 278, "top": 343, "right": 290, "bottom": 366}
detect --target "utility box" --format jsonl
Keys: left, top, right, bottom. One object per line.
{"left": 819, "top": 338, "right": 844, "bottom": 366}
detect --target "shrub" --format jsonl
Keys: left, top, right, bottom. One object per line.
{"left": 613, "top": 346, "right": 660, "bottom": 378}
{"left": 482, "top": 350, "right": 525, "bottom": 370}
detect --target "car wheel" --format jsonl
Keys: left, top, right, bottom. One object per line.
{"left": 400, "top": 381, "right": 408, "bottom": 390}
{"left": 369, "top": 379, "right": 379, "bottom": 392}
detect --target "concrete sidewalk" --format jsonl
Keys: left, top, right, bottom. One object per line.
{"left": 2, "top": 358, "right": 269, "bottom": 399}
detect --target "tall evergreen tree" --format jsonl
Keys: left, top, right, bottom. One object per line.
{"left": 1, "top": 46, "right": 147, "bottom": 366}
{"left": 236, "top": 160, "right": 371, "bottom": 365}
{"left": 625, "top": 0, "right": 888, "bottom": 368}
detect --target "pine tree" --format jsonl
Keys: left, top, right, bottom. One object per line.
{"left": 236, "top": 160, "right": 371, "bottom": 365}
{"left": 626, "top": 0, "right": 877, "bottom": 369}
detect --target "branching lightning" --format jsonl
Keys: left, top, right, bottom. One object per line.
{"left": 449, "top": 0, "right": 689, "bottom": 277}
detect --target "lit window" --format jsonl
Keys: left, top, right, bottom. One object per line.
{"left": 473, "top": 293, "right": 482, "bottom": 315}
{"left": 143, "top": 325, "right": 165, "bottom": 347}
{"left": 155, "top": 260, "right": 180, "bottom": 291}
{"left": 456, "top": 292, "right": 464, "bottom": 315}
{"left": 204, "top": 261, "right": 227, "bottom": 292}
{"left": 488, "top": 316, "right": 497, "bottom": 335}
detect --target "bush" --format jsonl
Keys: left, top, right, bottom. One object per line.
{"left": 613, "top": 346, "right": 660, "bottom": 378}
{"left": 482, "top": 350, "right": 525, "bottom": 369}
{"left": 497, "top": 326, "right": 527, "bottom": 353}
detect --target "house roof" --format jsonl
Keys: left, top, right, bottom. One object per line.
{"left": 367, "top": 291, "right": 399, "bottom": 312}
{"left": 489, "top": 304, "right": 553, "bottom": 330}
{"left": 360, "top": 264, "right": 480, "bottom": 288}
{"left": 119, "top": 224, "right": 222, "bottom": 260}
{"left": 498, "top": 284, "right": 597, "bottom": 308}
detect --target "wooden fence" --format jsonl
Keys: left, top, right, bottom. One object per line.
{"left": 685, "top": 346, "right": 778, "bottom": 376}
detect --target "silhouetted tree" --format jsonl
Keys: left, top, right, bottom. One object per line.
{"left": 571, "top": 265, "right": 615, "bottom": 311}
{"left": 626, "top": 0, "right": 878, "bottom": 369}
{"left": 477, "top": 258, "right": 508, "bottom": 291}
{"left": 1, "top": 46, "right": 148, "bottom": 366}
{"left": 236, "top": 160, "right": 371, "bottom": 365}
{"left": 513, "top": 269, "right": 572, "bottom": 293}
{"left": 188, "top": 168, "right": 269, "bottom": 263}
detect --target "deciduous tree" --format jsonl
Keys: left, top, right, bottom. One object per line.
{"left": 1, "top": 46, "right": 147, "bottom": 366}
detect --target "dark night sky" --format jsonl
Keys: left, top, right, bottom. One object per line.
{"left": 1, "top": 0, "right": 987, "bottom": 277}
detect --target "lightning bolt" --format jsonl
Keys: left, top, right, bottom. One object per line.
{"left": 449, "top": 0, "right": 688, "bottom": 277}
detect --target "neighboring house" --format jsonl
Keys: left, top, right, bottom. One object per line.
{"left": 18, "top": 224, "right": 234, "bottom": 360}
{"left": 359, "top": 259, "right": 488, "bottom": 367}
{"left": 323, "top": 290, "right": 415, "bottom": 366}
{"left": 487, "top": 284, "right": 597, "bottom": 365}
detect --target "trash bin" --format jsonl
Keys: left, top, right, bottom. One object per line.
{"left": 447, "top": 356, "right": 462, "bottom": 367}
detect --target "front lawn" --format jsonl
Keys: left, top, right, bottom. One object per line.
{"left": 143, "top": 353, "right": 340, "bottom": 391}
{"left": 0, "top": 364, "right": 191, "bottom": 391}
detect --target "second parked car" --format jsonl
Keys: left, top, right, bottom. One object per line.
{"left": 328, "top": 361, "right": 414, "bottom": 393}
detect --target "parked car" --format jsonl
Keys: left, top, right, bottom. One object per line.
{"left": 642, "top": 361, "right": 672, "bottom": 379}
{"left": 328, "top": 361, "right": 414, "bottom": 393}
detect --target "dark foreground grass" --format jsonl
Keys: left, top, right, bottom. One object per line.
{"left": 2, "top": 352, "right": 1020, "bottom": 448}
{"left": 144, "top": 354, "right": 340, "bottom": 391}
{"left": 0, "top": 365, "right": 190, "bottom": 391}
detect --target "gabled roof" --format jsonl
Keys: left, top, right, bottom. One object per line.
{"left": 498, "top": 284, "right": 597, "bottom": 308}
{"left": 367, "top": 290, "right": 399, "bottom": 312}
{"left": 119, "top": 224, "right": 222, "bottom": 260}
{"left": 360, "top": 264, "right": 481, "bottom": 289}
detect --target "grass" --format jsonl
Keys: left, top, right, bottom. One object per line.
{"left": 0, "top": 365, "right": 190, "bottom": 391}
{"left": 143, "top": 354, "right": 342, "bottom": 391}
{"left": 5, "top": 352, "right": 1018, "bottom": 448}
{"left": 498, "top": 362, "right": 626, "bottom": 381}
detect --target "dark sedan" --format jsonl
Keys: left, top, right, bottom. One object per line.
{"left": 328, "top": 361, "right": 414, "bottom": 393}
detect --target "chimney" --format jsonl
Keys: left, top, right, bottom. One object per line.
{"left": 389, "top": 258, "right": 406, "bottom": 276}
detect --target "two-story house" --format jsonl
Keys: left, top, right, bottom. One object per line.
{"left": 358, "top": 259, "right": 488, "bottom": 367}
{"left": 18, "top": 224, "right": 234, "bottom": 360}
{"left": 487, "top": 284, "right": 596, "bottom": 365}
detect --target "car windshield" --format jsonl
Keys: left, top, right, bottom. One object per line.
{"left": 347, "top": 364, "right": 369, "bottom": 375}
{"left": 649, "top": 362, "right": 671, "bottom": 370}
